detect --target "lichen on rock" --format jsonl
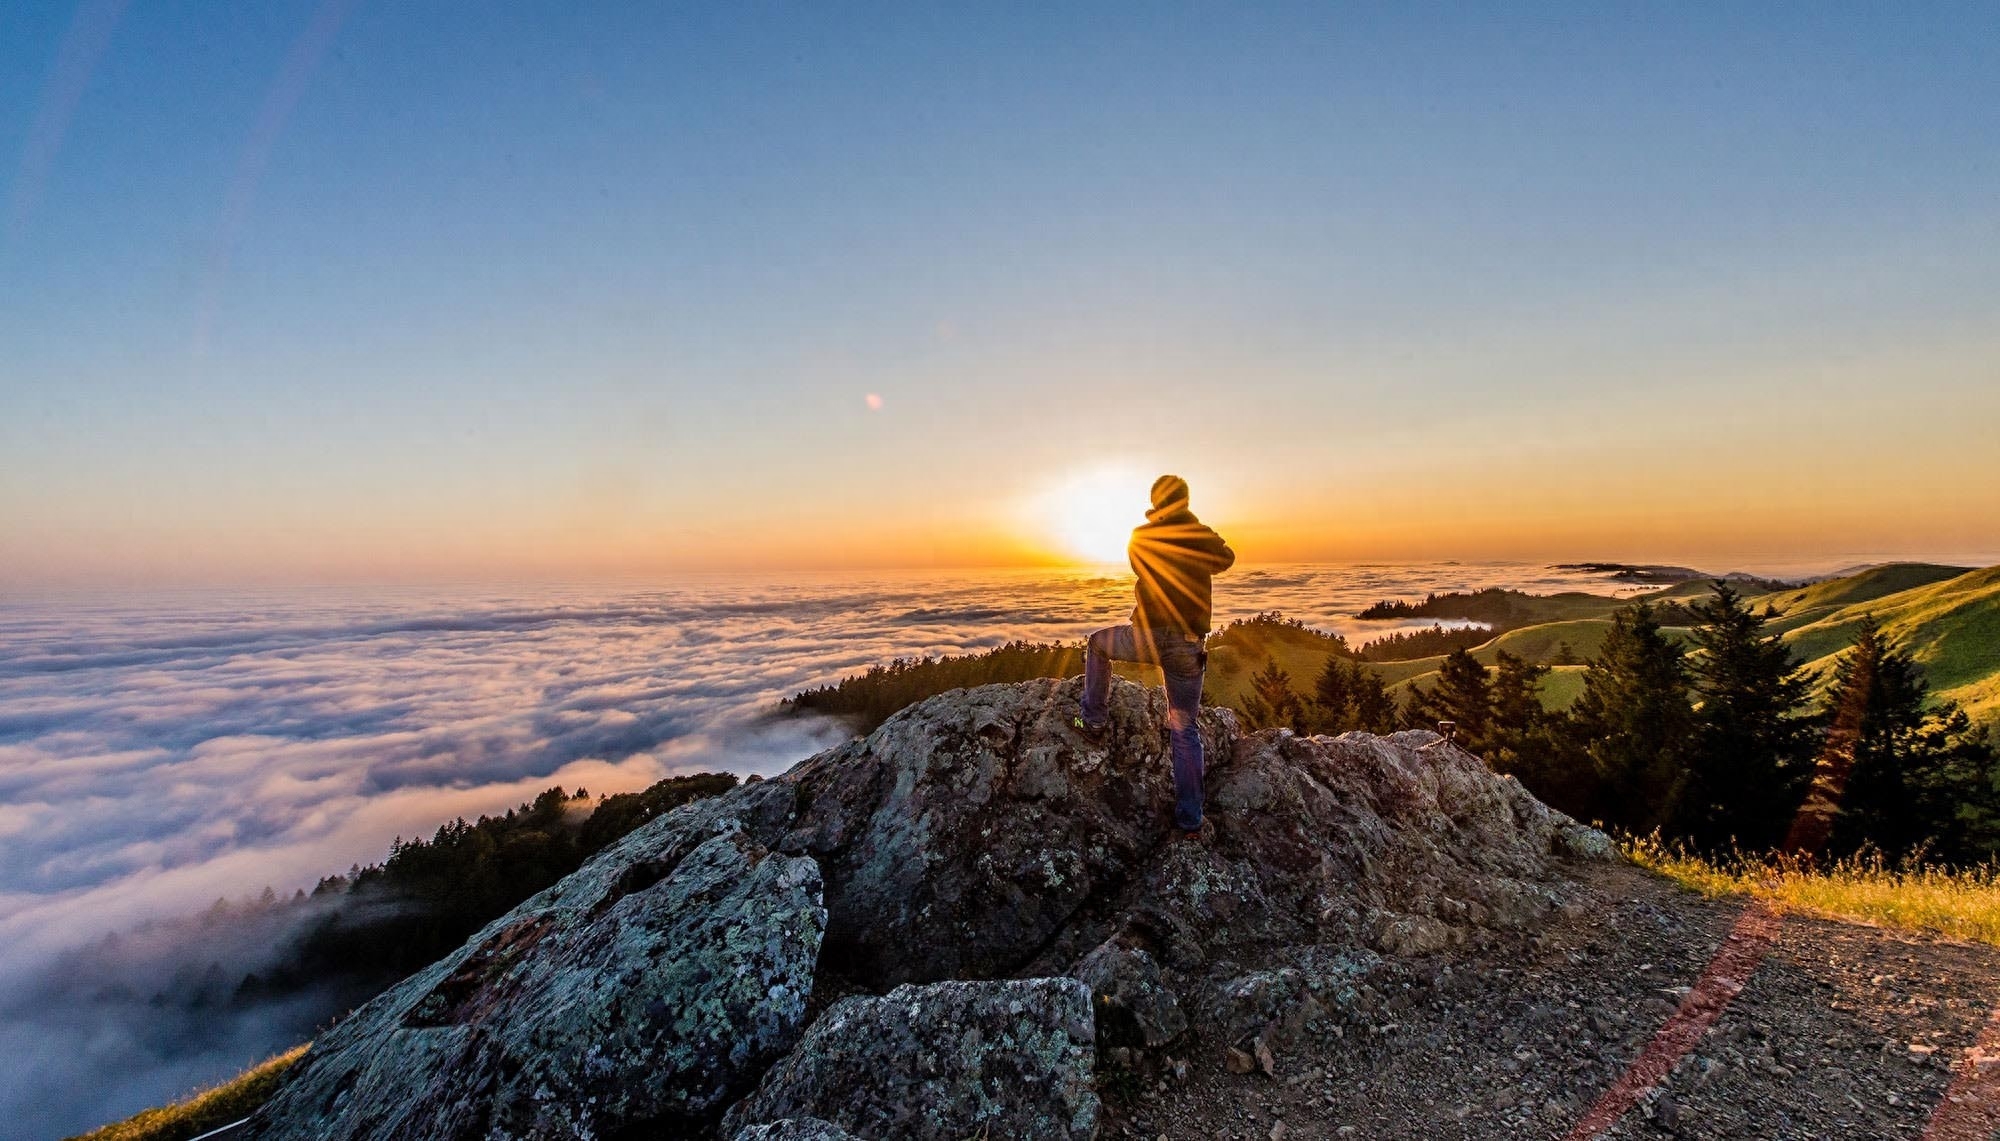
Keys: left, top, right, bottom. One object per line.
{"left": 1071, "top": 938, "right": 1187, "bottom": 1050}
{"left": 723, "top": 977, "right": 1100, "bottom": 1141}
{"left": 243, "top": 675, "right": 1614, "bottom": 1140}
{"left": 247, "top": 812, "right": 824, "bottom": 1140}
{"left": 732, "top": 1118, "right": 864, "bottom": 1140}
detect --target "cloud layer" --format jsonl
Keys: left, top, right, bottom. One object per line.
{"left": 0, "top": 562, "right": 1639, "bottom": 1135}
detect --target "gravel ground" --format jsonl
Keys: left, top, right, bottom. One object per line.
{"left": 1097, "top": 860, "right": 2000, "bottom": 1141}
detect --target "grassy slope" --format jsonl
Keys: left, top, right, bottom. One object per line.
{"left": 1627, "top": 837, "right": 2000, "bottom": 947}
{"left": 1215, "top": 563, "right": 1999, "bottom": 727}
{"left": 1741, "top": 563, "right": 1974, "bottom": 635}
{"left": 1204, "top": 621, "right": 1344, "bottom": 708}
{"left": 1774, "top": 565, "right": 2000, "bottom": 726}
{"left": 67, "top": 1045, "right": 308, "bottom": 1141}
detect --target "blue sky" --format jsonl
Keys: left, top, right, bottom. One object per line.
{"left": 4, "top": 2, "right": 1998, "bottom": 579}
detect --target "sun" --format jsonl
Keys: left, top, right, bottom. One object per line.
{"left": 1038, "top": 467, "right": 1148, "bottom": 566}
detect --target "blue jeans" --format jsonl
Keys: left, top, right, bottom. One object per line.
{"left": 1081, "top": 624, "right": 1208, "bottom": 831}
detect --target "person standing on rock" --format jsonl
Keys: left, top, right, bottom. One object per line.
{"left": 1074, "top": 474, "right": 1235, "bottom": 839}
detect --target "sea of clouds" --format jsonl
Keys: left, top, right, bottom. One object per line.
{"left": 0, "top": 562, "right": 1648, "bottom": 1136}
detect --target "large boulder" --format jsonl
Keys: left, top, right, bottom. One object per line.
{"left": 774, "top": 677, "right": 1238, "bottom": 984}
{"left": 771, "top": 678, "right": 1607, "bottom": 986}
{"left": 248, "top": 792, "right": 824, "bottom": 1141}
{"left": 724, "top": 978, "right": 1099, "bottom": 1141}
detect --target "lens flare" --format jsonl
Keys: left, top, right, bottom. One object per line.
{"left": 1039, "top": 467, "right": 1147, "bottom": 565}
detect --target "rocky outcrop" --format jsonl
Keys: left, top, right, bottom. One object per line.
{"left": 778, "top": 678, "right": 1608, "bottom": 986}
{"left": 725, "top": 977, "right": 1099, "bottom": 1140}
{"left": 772, "top": 678, "right": 1240, "bottom": 985}
{"left": 733, "top": 1120, "right": 862, "bottom": 1141}
{"left": 247, "top": 819, "right": 824, "bottom": 1140}
{"left": 249, "top": 676, "right": 1609, "bottom": 1140}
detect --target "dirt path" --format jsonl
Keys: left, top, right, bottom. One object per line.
{"left": 1098, "top": 860, "right": 2000, "bottom": 1140}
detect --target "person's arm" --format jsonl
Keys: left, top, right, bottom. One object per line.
{"left": 1198, "top": 527, "right": 1235, "bottom": 572}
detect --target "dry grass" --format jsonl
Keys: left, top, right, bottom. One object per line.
{"left": 1625, "top": 834, "right": 2000, "bottom": 948}
{"left": 66, "top": 1044, "right": 308, "bottom": 1141}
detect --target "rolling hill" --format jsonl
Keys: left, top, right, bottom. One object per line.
{"left": 1209, "top": 563, "right": 2000, "bottom": 729}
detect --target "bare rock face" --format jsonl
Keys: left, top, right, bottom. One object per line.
{"left": 1072, "top": 939, "right": 1188, "bottom": 1049}
{"left": 774, "top": 677, "right": 1239, "bottom": 985}
{"left": 247, "top": 807, "right": 824, "bottom": 1140}
{"left": 723, "top": 978, "right": 1100, "bottom": 1141}
{"left": 247, "top": 676, "right": 1609, "bottom": 1140}
{"left": 1207, "top": 968, "right": 1328, "bottom": 1058}
{"left": 733, "top": 1120, "right": 863, "bottom": 1141}
{"left": 774, "top": 677, "right": 1608, "bottom": 987}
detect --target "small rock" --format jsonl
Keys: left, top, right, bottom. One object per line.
{"left": 1254, "top": 1037, "right": 1277, "bottom": 1077}
{"left": 1226, "top": 1047, "right": 1257, "bottom": 1074}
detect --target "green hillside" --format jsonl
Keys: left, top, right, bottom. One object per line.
{"left": 1204, "top": 618, "right": 1348, "bottom": 708}
{"left": 1774, "top": 565, "right": 2000, "bottom": 726}
{"left": 1745, "top": 563, "right": 1973, "bottom": 635}
{"left": 1207, "top": 563, "right": 2000, "bottom": 729}
{"left": 1385, "top": 663, "right": 1593, "bottom": 713}
{"left": 789, "top": 562, "right": 1998, "bottom": 735}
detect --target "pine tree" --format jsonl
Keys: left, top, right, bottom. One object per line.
{"left": 1310, "top": 654, "right": 1357, "bottom": 734}
{"left": 1409, "top": 648, "right": 1493, "bottom": 750}
{"left": 1823, "top": 617, "right": 2000, "bottom": 862}
{"left": 1486, "top": 650, "right": 1550, "bottom": 769}
{"left": 1679, "top": 583, "right": 1815, "bottom": 850}
{"left": 1351, "top": 666, "right": 1400, "bottom": 734}
{"left": 1569, "top": 602, "right": 1695, "bottom": 833}
{"left": 1243, "top": 656, "right": 1303, "bottom": 730}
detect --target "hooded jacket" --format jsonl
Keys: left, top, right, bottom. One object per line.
{"left": 1128, "top": 502, "right": 1235, "bottom": 636}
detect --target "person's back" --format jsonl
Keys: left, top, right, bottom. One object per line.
{"left": 1128, "top": 485, "right": 1234, "bottom": 638}
{"left": 1075, "top": 475, "right": 1234, "bottom": 839}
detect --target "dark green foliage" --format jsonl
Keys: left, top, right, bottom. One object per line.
{"left": 1351, "top": 666, "right": 1400, "bottom": 735}
{"left": 1825, "top": 618, "right": 2000, "bottom": 862}
{"left": 1359, "top": 588, "right": 1580, "bottom": 627}
{"left": 1214, "top": 610, "right": 1351, "bottom": 649}
{"left": 278, "top": 773, "right": 737, "bottom": 991}
{"left": 787, "top": 640, "right": 1085, "bottom": 732}
{"left": 1242, "top": 656, "right": 1303, "bottom": 729}
{"left": 1311, "top": 650, "right": 1353, "bottom": 727}
{"left": 1407, "top": 648, "right": 1494, "bottom": 743}
{"left": 1359, "top": 591, "right": 1508, "bottom": 622}
{"left": 1305, "top": 655, "right": 1400, "bottom": 735}
{"left": 1401, "top": 649, "right": 1585, "bottom": 816}
{"left": 1678, "top": 584, "right": 1816, "bottom": 850}
{"left": 1568, "top": 602, "right": 1696, "bottom": 834}
{"left": 1486, "top": 651, "right": 1570, "bottom": 795}
{"left": 1360, "top": 624, "right": 1492, "bottom": 661}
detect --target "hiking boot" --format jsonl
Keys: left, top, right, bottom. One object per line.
{"left": 1070, "top": 714, "right": 1108, "bottom": 741}
{"left": 1177, "top": 819, "right": 1214, "bottom": 845}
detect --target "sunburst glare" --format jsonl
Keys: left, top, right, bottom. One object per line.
{"left": 1037, "top": 466, "right": 1148, "bottom": 566}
